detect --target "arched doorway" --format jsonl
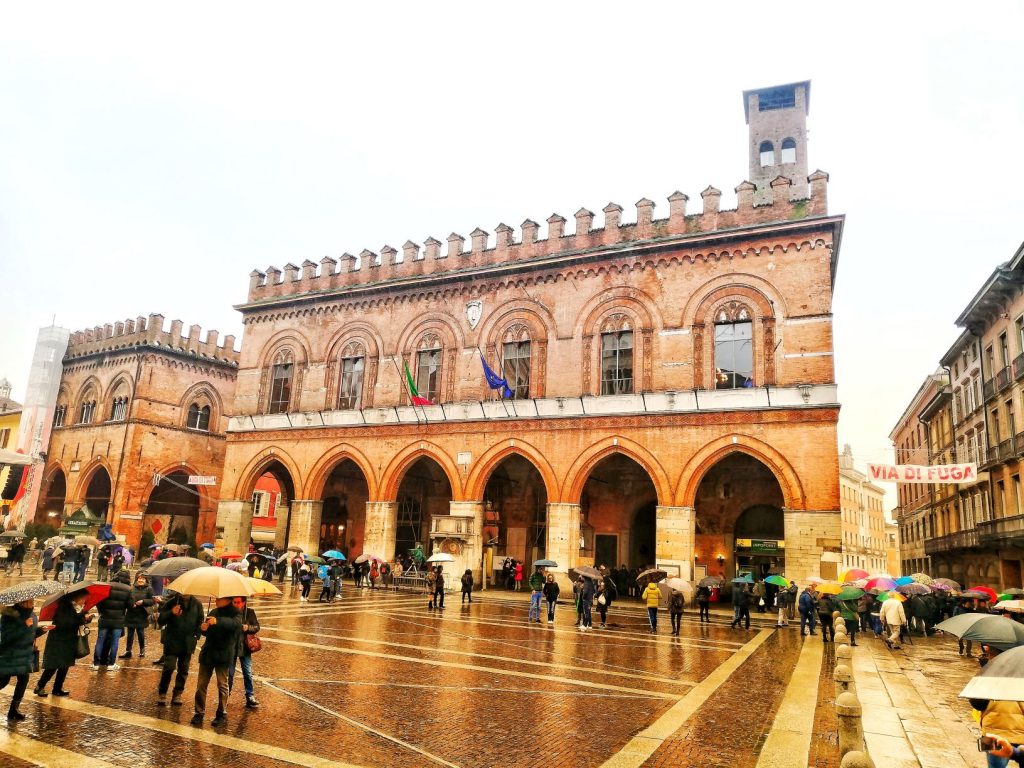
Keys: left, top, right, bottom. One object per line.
{"left": 394, "top": 457, "right": 452, "bottom": 562}
{"left": 249, "top": 461, "right": 295, "bottom": 548}
{"left": 482, "top": 455, "right": 548, "bottom": 566}
{"left": 693, "top": 453, "right": 784, "bottom": 580}
{"left": 581, "top": 454, "right": 658, "bottom": 571}
{"left": 83, "top": 467, "right": 112, "bottom": 521}
{"left": 40, "top": 469, "right": 67, "bottom": 523}
{"left": 146, "top": 471, "right": 200, "bottom": 546}
{"left": 319, "top": 458, "right": 370, "bottom": 558}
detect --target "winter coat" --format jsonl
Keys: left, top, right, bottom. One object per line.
{"left": 732, "top": 585, "right": 750, "bottom": 608}
{"left": 96, "top": 581, "right": 134, "bottom": 630}
{"left": 799, "top": 589, "right": 816, "bottom": 613}
{"left": 514, "top": 564, "right": 523, "bottom": 582}
{"left": 42, "top": 548, "right": 54, "bottom": 571}
{"left": 124, "top": 584, "right": 155, "bottom": 629}
{"left": 543, "top": 581, "right": 560, "bottom": 602}
{"left": 880, "top": 599, "right": 906, "bottom": 627}
{"left": 0, "top": 606, "right": 40, "bottom": 676}
{"left": 602, "top": 576, "right": 617, "bottom": 605}
{"left": 979, "top": 700, "right": 1024, "bottom": 744}
{"left": 460, "top": 573, "right": 473, "bottom": 592}
{"left": 696, "top": 585, "right": 712, "bottom": 604}
{"left": 158, "top": 594, "right": 204, "bottom": 656}
{"left": 581, "top": 578, "right": 596, "bottom": 603}
{"left": 528, "top": 571, "right": 545, "bottom": 592}
{"left": 198, "top": 605, "right": 242, "bottom": 668}
{"left": 642, "top": 582, "right": 662, "bottom": 609}
{"left": 42, "top": 598, "right": 89, "bottom": 670}
{"left": 669, "top": 590, "right": 685, "bottom": 614}
{"left": 236, "top": 606, "right": 261, "bottom": 659}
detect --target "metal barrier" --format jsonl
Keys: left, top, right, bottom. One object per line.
{"left": 392, "top": 573, "right": 451, "bottom": 592}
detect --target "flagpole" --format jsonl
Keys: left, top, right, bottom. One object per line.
{"left": 388, "top": 355, "right": 423, "bottom": 425}
{"left": 495, "top": 346, "right": 513, "bottom": 419}
{"left": 478, "top": 347, "right": 512, "bottom": 418}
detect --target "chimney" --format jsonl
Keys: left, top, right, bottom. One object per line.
{"left": 447, "top": 233, "right": 465, "bottom": 259}
{"left": 575, "top": 208, "right": 594, "bottom": 237}
{"left": 667, "top": 191, "right": 688, "bottom": 231}
{"left": 547, "top": 214, "right": 566, "bottom": 243}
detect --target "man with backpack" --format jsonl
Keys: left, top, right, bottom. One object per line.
{"left": 669, "top": 589, "right": 685, "bottom": 635}
{"left": 695, "top": 583, "right": 712, "bottom": 623}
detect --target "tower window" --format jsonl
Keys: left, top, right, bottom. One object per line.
{"left": 758, "top": 86, "right": 796, "bottom": 111}
{"left": 781, "top": 137, "right": 797, "bottom": 164}
{"left": 759, "top": 141, "right": 774, "bottom": 167}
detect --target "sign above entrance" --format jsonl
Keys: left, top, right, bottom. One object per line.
{"left": 736, "top": 538, "right": 784, "bottom": 554}
{"left": 867, "top": 463, "right": 977, "bottom": 484}
{"left": 188, "top": 476, "right": 217, "bottom": 486}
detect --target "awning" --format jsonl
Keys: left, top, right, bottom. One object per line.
{"left": 0, "top": 449, "right": 31, "bottom": 467}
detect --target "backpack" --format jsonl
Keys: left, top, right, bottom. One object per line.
{"left": 817, "top": 596, "right": 833, "bottom": 617}
{"left": 670, "top": 592, "right": 685, "bottom": 612}
{"left": 317, "top": 565, "right": 328, "bottom": 580}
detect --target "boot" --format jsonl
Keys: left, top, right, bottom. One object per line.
{"left": 7, "top": 709, "right": 25, "bottom": 722}
{"left": 245, "top": 695, "right": 259, "bottom": 708}
{"left": 119, "top": 651, "right": 132, "bottom": 659}
{"left": 211, "top": 711, "right": 227, "bottom": 727}
{"left": 171, "top": 691, "right": 183, "bottom": 706}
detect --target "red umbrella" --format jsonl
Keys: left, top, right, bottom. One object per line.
{"left": 219, "top": 551, "right": 243, "bottom": 560}
{"left": 969, "top": 585, "right": 999, "bottom": 603}
{"left": 38, "top": 582, "right": 111, "bottom": 622}
{"left": 840, "top": 568, "right": 869, "bottom": 582}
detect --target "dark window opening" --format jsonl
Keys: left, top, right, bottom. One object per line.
{"left": 339, "top": 356, "right": 364, "bottom": 410}
{"left": 758, "top": 86, "right": 796, "bottom": 111}
{"left": 187, "top": 403, "right": 210, "bottom": 431}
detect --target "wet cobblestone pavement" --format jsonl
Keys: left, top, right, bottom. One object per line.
{"left": 0, "top": 583, "right": 842, "bottom": 767}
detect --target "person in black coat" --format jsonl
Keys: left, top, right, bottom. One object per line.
{"left": 542, "top": 574, "right": 560, "bottom": 623}
{"left": 35, "top": 592, "right": 93, "bottom": 697}
{"left": 156, "top": 591, "right": 204, "bottom": 706}
{"left": 0, "top": 599, "right": 44, "bottom": 720}
{"left": 120, "top": 572, "right": 155, "bottom": 659}
{"left": 93, "top": 571, "right": 132, "bottom": 669}
{"left": 227, "top": 596, "right": 260, "bottom": 708}
{"left": 191, "top": 598, "right": 242, "bottom": 727}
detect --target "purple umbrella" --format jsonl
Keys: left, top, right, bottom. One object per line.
{"left": 896, "top": 582, "right": 931, "bottom": 596}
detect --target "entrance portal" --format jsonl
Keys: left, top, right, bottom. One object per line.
{"left": 581, "top": 454, "right": 657, "bottom": 570}
{"left": 146, "top": 471, "right": 200, "bottom": 546}
{"left": 83, "top": 467, "right": 111, "bottom": 521}
{"left": 248, "top": 461, "right": 295, "bottom": 548}
{"left": 482, "top": 455, "right": 548, "bottom": 566}
{"left": 319, "top": 458, "right": 369, "bottom": 558}
{"left": 394, "top": 457, "right": 453, "bottom": 562}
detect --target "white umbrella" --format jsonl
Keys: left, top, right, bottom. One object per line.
{"left": 662, "top": 577, "right": 693, "bottom": 596}
{"left": 426, "top": 552, "right": 455, "bottom": 563}
{"left": 355, "top": 553, "right": 384, "bottom": 564}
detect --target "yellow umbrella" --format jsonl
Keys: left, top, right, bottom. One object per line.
{"left": 816, "top": 582, "right": 842, "bottom": 595}
{"left": 246, "top": 578, "right": 282, "bottom": 596}
{"left": 165, "top": 566, "right": 254, "bottom": 599}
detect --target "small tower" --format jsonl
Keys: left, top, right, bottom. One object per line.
{"left": 0, "top": 378, "right": 10, "bottom": 402}
{"left": 743, "top": 81, "right": 810, "bottom": 203}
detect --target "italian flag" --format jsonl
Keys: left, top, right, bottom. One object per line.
{"left": 404, "top": 361, "right": 432, "bottom": 406}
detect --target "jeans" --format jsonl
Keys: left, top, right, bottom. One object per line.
{"left": 800, "top": 609, "right": 817, "bottom": 634}
{"left": 94, "top": 627, "right": 123, "bottom": 665}
{"left": 529, "top": 591, "right": 542, "bottom": 621}
{"left": 647, "top": 607, "right": 658, "bottom": 631}
{"left": 987, "top": 754, "right": 1009, "bottom": 768}
{"left": 546, "top": 599, "right": 556, "bottom": 621}
{"left": 228, "top": 653, "right": 254, "bottom": 698}
{"left": 194, "top": 664, "right": 229, "bottom": 717}
{"left": 301, "top": 582, "right": 311, "bottom": 599}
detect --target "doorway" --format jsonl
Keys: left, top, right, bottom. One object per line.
{"left": 595, "top": 534, "right": 618, "bottom": 570}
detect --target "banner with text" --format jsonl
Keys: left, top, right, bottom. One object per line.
{"left": 867, "top": 463, "right": 978, "bottom": 484}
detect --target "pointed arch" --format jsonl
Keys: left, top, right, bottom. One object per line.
{"left": 379, "top": 442, "right": 464, "bottom": 502}
{"left": 148, "top": 460, "right": 216, "bottom": 511}
{"left": 233, "top": 447, "right": 305, "bottom": 501}
{"left": 562, "top": 436, "right": 672, "bottom": 506}
{"left": 179, "top": 381, "right": 225, "bottom": 430}
{"left": 72, "top": 457, "right": 114, "bottom": 505}
{"left": 464, "top": 439, "right": 559, "bottom": 502}
{"left": 677, "top": 434, "right": 805, "bottom": 510}
{"left": 304, "top": 444, "right": 380, "bottom": 500}
{"left": 101, "top": 371, "right": 135, "bottom": 405}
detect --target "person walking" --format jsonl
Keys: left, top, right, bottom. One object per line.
{"left": 543, "top": 574, "right": 559, "bottom": 623}
{"left": 786, "top": 580, "right": 798, "bottom": 621}
{"left": 838, "top": 598, "right": 859, "bottom": 646}
{"left": 798, "top": 586, "right": 818, "bottom": 636}
{"left": 156, "top": 591, "right": 204, "bottom": 706}
{"left": 41, "top": 546, "right": 55, "bottom": 580}
{"left": 191, "top": 597, "right": 242, "bottom": 728}
{"left": 776, "top": 585, "right": 790, "bottom": 627}
{"left": 857, "top": 593, "right": 873, "bottom": 633}
{"left": 0, "top": 598, "right": 43, "bottom": 721}
{"left": 580, "top": 576, "right": 596, "bottom": 631}
{"left": 227, "top": 596, "right": 260, "bottom": 709}
{"left": 120, "top": 571, "right": 155, "bottom": 659}
{"left": 595, "top": 580, "right": 612, "bottom": 629}
{"left": 669, "top": 588, "right": 685, "bottom": 635}
{"left": 317, "top": 564, "right": 331, "bottom": 602}
{"left": 460, "top": 569, "right": 473, "bottom": 605}
{"left": 642, "top": 579, "right": 661, "bottom": 633}
{"left": 730, "top": 583, "right": 751, "bottom": 630}
{"left": 573, "top": 577, "right": 584, "bottom": 626}
{"left": 753, "top": 579, "right": 766, "bottom": 613}
{"left": 433, "top": 565, "right": 445, "bottom": 610}
{"left": 528, "top": 566, "right": 544, "bottom": 623}
{"left": 8, "top": 539, "right": 25, "bottom": 576}
{"left": 35, "top": 592, "right": 92, "bottom": 698}
{"left": 514, "top": 561, "right": 523, "bottom": 592}
{"left": 880, "top": 595, "right": 907, "bottom": 650}
{"left": 92, "top": 571, "right": 132, "bottom": 670}
{"left": 598, "top": 567, "right": 616, "bottom": 629}
{"left": 695, "top": 583, "right": 712, "bottom": 623}
{"left": 368, "top": 560, "right": 379, "bottom": 590}
{"left": 330, "top": 560, "right": 344, "bottom": 601}
{"left": 96, "top": 547, "right": 111, "bottom": 582}
{"left": 426, "top": 567, "right": 437, "bottom": 609}
{"left": 816, "top": 593, "right": 836, "bottom": 642}
{"left": 299, "top": 564, "right": 312, "bottom": 602}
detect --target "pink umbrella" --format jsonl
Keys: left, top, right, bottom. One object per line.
{"left": 866, "top": 577, "right": 897, "bottom": 591}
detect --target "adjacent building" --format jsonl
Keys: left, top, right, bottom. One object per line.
{"left": 838, "top": 445, "right": 889, "bottom": 574}
{"left": 0, "top": 378, "right": 24, "bottom": 519}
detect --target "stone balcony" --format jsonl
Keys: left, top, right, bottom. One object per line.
{"left": 924, "top": 529, "right": 981, "bottom": 555}
{"left": 979, "top": 514, "right": 1024, "bottom": 546}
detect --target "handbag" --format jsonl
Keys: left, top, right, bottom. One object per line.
{"left": 597, "top": 593, "right": 607, "bottom": 606}
{"left": 75, "top": 626, "right": 91, "bottom": 660}
{"left": 32, "top": 649, "right": 40, "bottom": 673}
{"left": 245, "top": 633, "right": 262, "bottom": 654}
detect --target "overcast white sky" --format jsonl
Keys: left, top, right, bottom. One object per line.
{"left": 2, "top": 3, "right": 1022, "bottom": 512}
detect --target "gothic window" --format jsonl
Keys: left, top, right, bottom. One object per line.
{"left": 110, "top": 397, "right": 128, "bottom": 422}
{"left": 600, "top": 315, "right": 633, "bottom": 395}
{"left": 78, "top": 399, "right": 96, "bottom": 424}
{"left": 759, "top": 140, "right": 774, "bottom": 167}
{"left": 501, "top": 325, "right": 531, "bottom": 399}
{"left": 780, "top": 137, "right": 797, "bottom": 164}
{"left": 53, "top": 405, "right": 67, "bottom": 428}
{"left": 338, "top": 342, "right": 365, "bottom": 410}
{"left": 416, "top": 335, "right": 442, "bottom": 403}
{"left": 714, "top": 303, "right": 754, "bottom": 389}
{"left": 268, "top": 350, "right": 294, "bottom": 414}
{"left": 187, "top": 403, "right": 211, "bottom": 431}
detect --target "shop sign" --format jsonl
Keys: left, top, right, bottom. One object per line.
{"left": 736, "top": 538, "right": 785, "bottom": 553}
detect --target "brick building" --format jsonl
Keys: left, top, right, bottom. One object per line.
{"left": 216, "top": 81, "right": 845, "bottom": 586}
{"left": 34, "top": 316, "right": 239, "bottom": 548}
{"left": 838, "top": 445, "right": 889, "bottom": 574}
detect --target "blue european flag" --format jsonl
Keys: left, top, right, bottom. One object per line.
{"left": 480, "top": 356, "right": 514, "bottom": 399}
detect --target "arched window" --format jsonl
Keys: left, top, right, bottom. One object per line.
{"left": 713, "top": 302, "right": 753, "bottom": 389}
{"left": 600, "top": 315, "right": 633, "bottom": 395}
{"left": 110, "top": 396, "right": 128, "bottom": 422}
{"left": 187, "top": 403, "right": 211, "bottom": 431}
{"left": 338, "top": 342, "right": 365, "bottom": 410}
{"left": 415, "top": 334, "right": 442, "bottom": 403}
{"left": 78, "top": 399, "right": 96, "bottom": 424}
{"left": 759, "top": 140, "right": 774, "bottom": 167}
{"left": 780, "top": 137, "right": 797, "bottom": 164}
{"left": 53, "top": 405, "right": 67, "bottom": 428}
{"left": 268, "top": 350, "right": 294, "bottom": 414}
{"left": 501, "top": 325, "right": 531, "bottom": 399}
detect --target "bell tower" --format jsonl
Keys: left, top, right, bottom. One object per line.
{"left": 743, "top": 81, "right": 810, "bottom": 204}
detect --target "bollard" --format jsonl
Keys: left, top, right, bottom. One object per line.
{"left": 834, "top": 663, "right": 855, "bottom": 697}
{"left": 836, "top": 691, "right": 865, "bottom": 758}
{"left": 836, "top": 643, "right": 853, "bottom": 663}
{"left": 840, "top": 751, "right": 875, "bottom": 768}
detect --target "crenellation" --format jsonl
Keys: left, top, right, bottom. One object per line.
{"left": 380, "top": 245, "right": 399, "bottom": 280}
{"left": 147, "top": 314, "right": 165, "bottom": 342}
{"left": 668, "top": 191, "right": 688, "bottom": 231}
{"left": 169, "top": 320, "right": 184, "bottom": 349}
{"left": 575, "top": 208, "right": 594, "bottom": 237}
{"left": 808, "top": 170, "right": 829, "bottom": 216}
{"left": 114, "top": 321, "right": 125, "bottom": 336}
{"left": 282, "top": 263, "right": 300, "bottom": 284}
{"left": 495, "top": 223, "right": 513, "bottom": 251}
{"left": 301, "top": 259, "right": 318, "bottom": 282}
{"left": 735, "top": 180, "right": 756, "bottom": 213}
{"left": 546, "top": 214, "right": 566, "bottom": 247}
{"left": 635, "top": 198, "right": 655, "bottom": 237}
{"left": 520, "top": 219, "right": 539, "bottom": 248}
{"left": 770, "top": 175, "right": 794, "bottom": 206}
{"left": 187, "top": 324, "right": 201, "bottom": 353}
{"left": 446, "top": 233, "right": 465, "bottom": 260}
{"left": 206, "top": 329, "right": 219, "bottom": 349}
{"left": 63, "top": 312, "right": 239, "bottom": 365}
{"left": 602, "top": 203, "right": 623, "bottom": 245}
{"left": 700, "top": 186, "right": 722, "bottom": 231}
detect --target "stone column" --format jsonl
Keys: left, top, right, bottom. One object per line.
{"left": 363, "top": 501, "right": 398, "bottom": 560}
{"left": 656, "top": 505, "right": 695, "bottom": 581}
{"left": 287, "top": 500, "right": 323, "bottom": 555}
{"left": 784, "top": 509, "right": 842, "bottom": 581}
{"left": 449, "top": 501, "right": 484, "bottom": 585}
{"left": 546, "top": 503, "right": 581, "bottom": 589}
{"left": 216, "top": 500, "right": 253, "bottom": 554}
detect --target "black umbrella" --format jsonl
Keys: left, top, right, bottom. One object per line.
{"left": 144, "top": 556, "right": 209, "bottom": 580}
{"left": 698, "top": 576, "right": 723, "bottom": 588}
{"left": 569, "top": 566, "right": 602, "bottom": 580}
{"left": 636, "top": 568, "right": 668, "bottom": 588}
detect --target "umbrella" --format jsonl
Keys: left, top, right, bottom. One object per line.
{"left": 931, "top": 582, "right": 953, "bottom": 592}
{"left": 38, "top": 582, "right": 110, "bottom": 621}
{"left": 303, "top": 555, "right": 326, "bottom": 565}
{"left": 287, "top": 544, "right": 303, "bottom": 552}
{"left": 636, "top": 568, "right": 668, "bottom": 587}
{"left": 569, "top": 566, "right": 602, "bottom": 581}
{"left": 144, "top": 556, "right": 209, "bottom": 580}
{"left": 663, "top": 577, "right": 694, "bottom": 595}
{"left": 934, "top": 578, "right": 962, "bottom": 591}
{"left": 894, "top": 576, "right": 914, "bottom": 586}
{"left": 245, "top": 552, "right": 267, "bottom": 563}
{"left": 970, "top": 586, "right": 1000, "bottom": 603}
{"left": 166, "top": 566, "right": 254, "bottom": 599}
{"left": 200, "top": 543, "right": 214, "bottom": 549}
{"left": 533, "top": 559, "right": 558, "bottom": 568}
{"left": 936, "top": 614, "right": 1024, "bottom": 650}
{"left": 0, "top": 580, "right": 66, "bottom": 606}
{"left": 816, "top": 582, "right": 842, "bottom": 595}
{"left": 805, "top": 576, "right": 826, "bottom": 585}
{"left": 0, "top": 529, "right": 27, "bottom": 539}
{"left": 355, "top": 553, "right": 384, "bottom": 564}
{"left": 225, "top": 562, "right": 247, "bottom": 573}
{"left": 866, "top": 577, "right": 897, "bottom": 591}
{"left": 962, "top": 590, "right": 992, "bottom": 601}
{"left": 149, "top": 544, "right": 162, "bottom": 550}
{"left": 880, "top": 591, "right": 906, "bottom": 602}
{"left": 960, "top": 646, "right": 1024, "bottom": 702}
{"left": 426, "top": 553, "right": 455, "bottom": 564}
{"left": 321, "top": 550, "right": 347, "bottom": 561}
{"left": 245, "top": 578, "right": 282, "bottom": 596}
{"left": 75, "top": 535, "right": 101, "bottom": 547}
{"left": 837, "top": 587, "right": 865, "bottom": 601}
{"left": 840, "top": 568, "right": 869, "bottom": 582}
{"left": 896, "top": 582, "right": 931, "bottom": 596}
{"left": 1000, "top": 590, "right": 1024, "bottom": 602}
{"left": 698, "top": 576, "right": 723, "bottom": 588}
{"left": 765, "top": 575, "right": 789, "bottom": 587}
{"left": 995, "top": 601, "right": 1024, "bottom": 614}
{"left": 219, "top": 551, "right": 243, "bottom": 560}
{"left": 910, "top": 572, "right": 934, "bottom": 585}
{"left": 731, "top": 575, "right": 754, "bottom": 584}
